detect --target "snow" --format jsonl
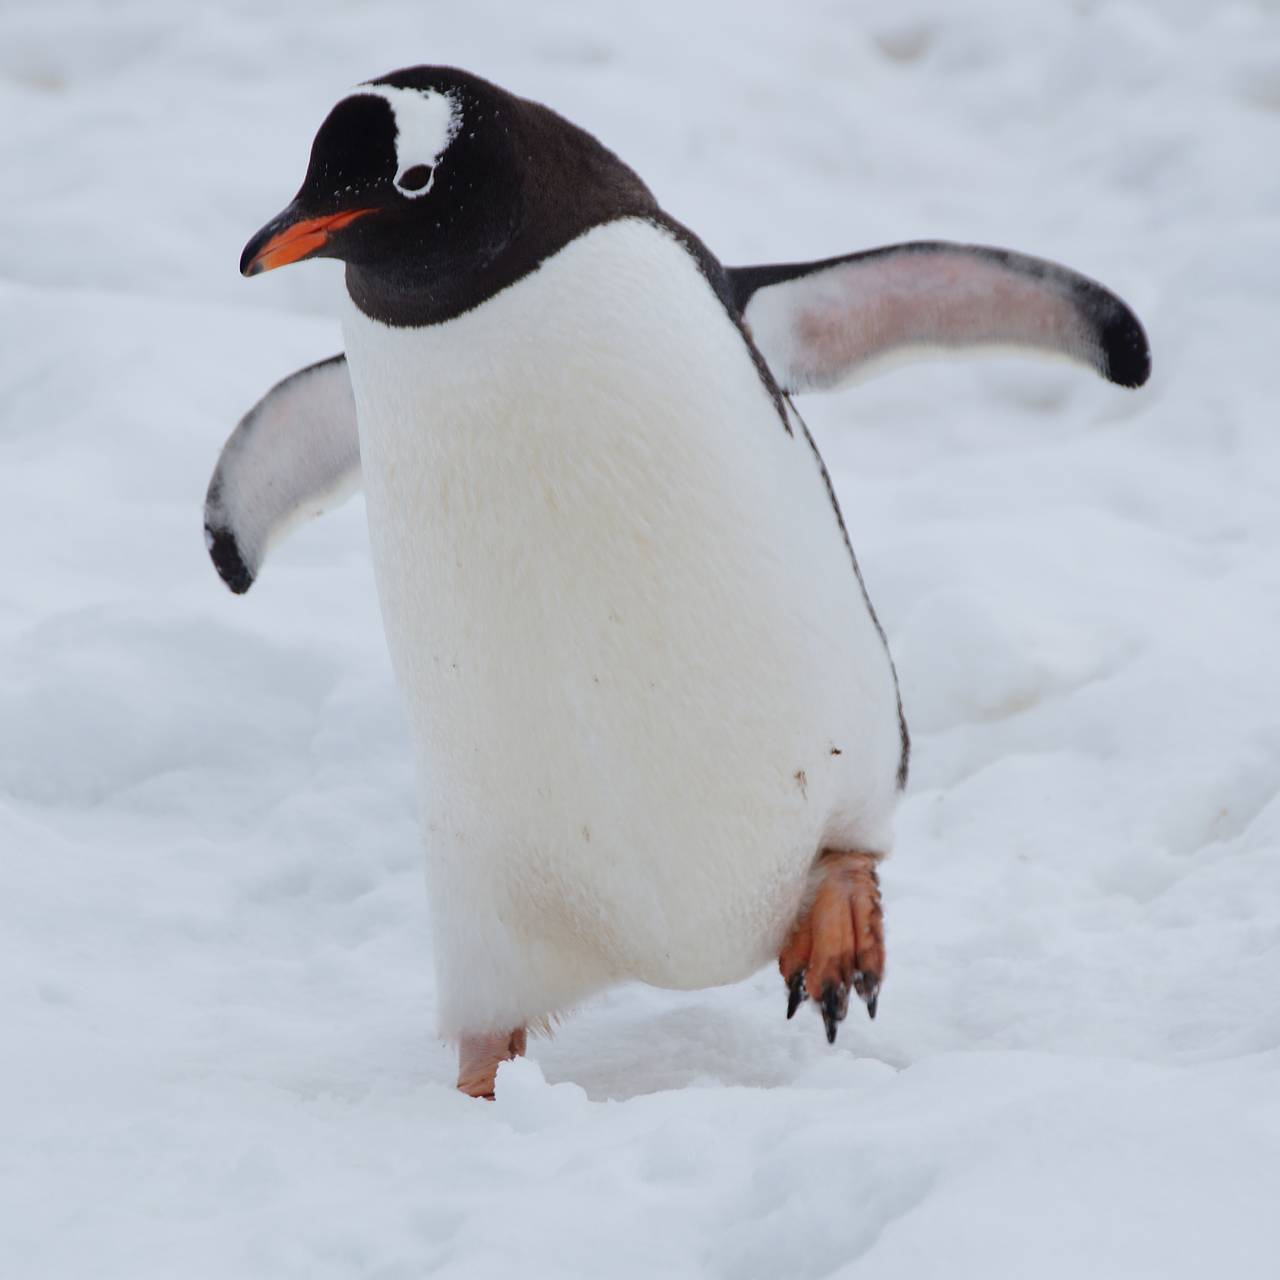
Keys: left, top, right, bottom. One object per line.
{"left": 3, "top": 0, "right": 1279, "bottom": 1275}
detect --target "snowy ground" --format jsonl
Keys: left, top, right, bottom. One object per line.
{"left": 4, "top": 0, "right": 1280, "bottom": 1275}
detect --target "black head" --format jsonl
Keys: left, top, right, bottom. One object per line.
{"left": 240, "top": 66, "right": 661, "bottom": 325}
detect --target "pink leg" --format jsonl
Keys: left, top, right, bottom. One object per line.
{"left": 456, "top": 1027, "right": 527, "bottom": 1099}
{"left": 779, "top": 849, "right": 885, "bottom": 1042}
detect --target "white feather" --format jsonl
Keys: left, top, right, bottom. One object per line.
{"left": 354, "top": 84, "right": 459, "bottom": 199}
{"left": 206, "top": 357, "right": 360, "bottom": 586}
{"left": 341, "top": 219, "right": 902, "bottom": 1038}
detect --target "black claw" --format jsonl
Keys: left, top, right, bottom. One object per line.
{"left": 853, "top": 970, "right": 881, "bottom": 1020}
{"left": 819, "top": 982, "right": 848, "bottom": 1045}
{"left": 786, "top": 970, "right": 806, "bottom": 1019}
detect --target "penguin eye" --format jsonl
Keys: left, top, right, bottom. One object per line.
{"left": 398, "top": 164, "right": 434, "bottom": 193}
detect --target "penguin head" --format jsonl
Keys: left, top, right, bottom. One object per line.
{"left": 240, "top": 66, "right": 657, "bottom": 324}
{"left": 240, "top": 67, "right": 519, "bottom": 281}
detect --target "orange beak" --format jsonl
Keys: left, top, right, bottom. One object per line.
{"left": 241, "top": 205, "right": 376, "bottom": 276}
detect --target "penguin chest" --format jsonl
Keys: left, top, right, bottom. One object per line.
{"left": 341, "top": 219, "right": 901, "bottom": 991}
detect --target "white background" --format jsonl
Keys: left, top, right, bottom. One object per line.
{"left": 3, "top": 1, "right": 1279, "bottom": 1276}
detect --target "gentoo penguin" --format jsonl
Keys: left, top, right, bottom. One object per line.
{"left": 207, "top": 66, "right": 1150, "bottom": 1097}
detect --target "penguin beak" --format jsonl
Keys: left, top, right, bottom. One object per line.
{"left": 240, "top": 201, "right": 377, "bottom": 277}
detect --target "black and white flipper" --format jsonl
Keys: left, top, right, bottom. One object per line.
{"left": 729, "top": 241, "right": 1151, "bottom": 395}
{"left": 204, "top": 355, "right": 359, "bottom": 594}
{"left": 206, "top": 244, "right": 1150, "bottom": 594}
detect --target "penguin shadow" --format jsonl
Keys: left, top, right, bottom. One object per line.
{"left": 531, "top": 990, "right": 879, "bottom": 1101}
{"left": 533, "top": 1005, "right": 778, "bottom": 1099}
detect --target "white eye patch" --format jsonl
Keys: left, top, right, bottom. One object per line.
{"left": 354, "top": 83, "right": 460, "bottom": 199}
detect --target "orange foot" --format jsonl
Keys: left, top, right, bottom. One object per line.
{"left": 779, "top": 849, "right": 885, "bottom": 1043}
{"left": 456, "top": 1027, "right": 527, "bottom": 1099}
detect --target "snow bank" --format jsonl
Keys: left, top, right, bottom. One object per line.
{"left": 3, "top": 1, "right": 1278, "bottom": 1275}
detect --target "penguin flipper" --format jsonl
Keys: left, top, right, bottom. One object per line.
{"left": 204, "top": 354, "right": 360, "bottom": 594}
{"left": 728, "top": 241, "right": 1150, "bottom": 395}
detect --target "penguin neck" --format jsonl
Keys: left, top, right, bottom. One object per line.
{"left": 345, "top": 234, "right": 521, "bottom": 329}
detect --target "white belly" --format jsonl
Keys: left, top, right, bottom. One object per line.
{"left": 342, "top": 219, "right": 901, "bottom": 1037}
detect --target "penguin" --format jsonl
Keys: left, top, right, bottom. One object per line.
{"left": 207, "top": 66, "right": 1149, "bottom": 1098}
